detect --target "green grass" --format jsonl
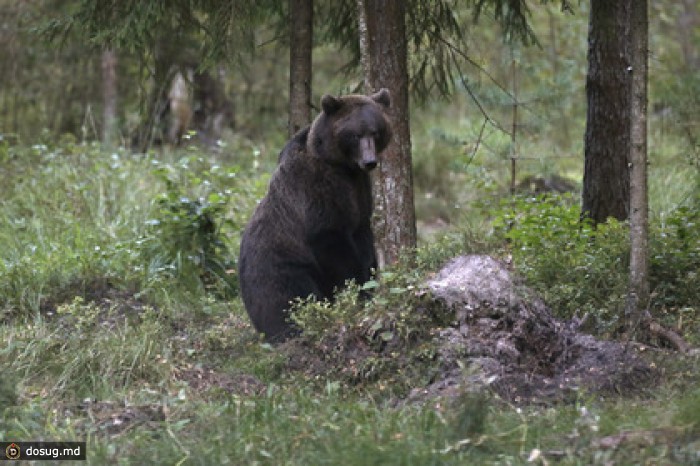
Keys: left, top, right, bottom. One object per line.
{"left": 1, "top": 127, "right": 699, "bottom": 465}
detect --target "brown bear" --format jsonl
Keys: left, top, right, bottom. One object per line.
{"left": 238, "top": 89, "right": 392, "bottom": 341}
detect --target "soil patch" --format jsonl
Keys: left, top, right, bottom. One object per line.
{"left": 417, "top": 255, "right": 655, "bottom": 404}
{"left": 174, "top": 365, "right": 266, "bottom": 396}
{"left": 39, "top": 277, "right": 146, "bottom": 314}
{"left": 283, "top": 255, "right": 658, "bottom": 404}
{"left": 62, "top": 400, "right": 166, "bottom": 436}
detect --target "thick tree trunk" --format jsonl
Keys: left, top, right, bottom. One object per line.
{"left": 101, "top": 48, "right": 118, "bottom": 147}
{"left": 626, "top": 0, "right": 649, "bottom": 325}
{"left": 288, "top": 0, "right": 313, "bottom": 137}
{"left": 357, "top": 0, "right": 416, "bottom": 266}
{"left": 582, "top": 0, "right": 631, "bottom": 225}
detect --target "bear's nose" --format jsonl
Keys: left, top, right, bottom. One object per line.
{"left": 359, "top": 137, "right": 378, "bottom": 171}
{"left": 363, "top": 160, "right": 378, "bottom": 170}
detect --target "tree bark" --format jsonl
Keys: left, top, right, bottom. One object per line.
{"left": 582, "top": 0, "right": 631, "bottom": 225}
{"left": 357, "top": 0, "right": 416, "bottom": 267}
{"left": 101, "top": 48, "right": 118, "bottom": 147}
{"left": 288, "top": 0, "right": 313, "bottom": 137}
{"left": 626, "top": 0, "right": 649, "bottom": 325}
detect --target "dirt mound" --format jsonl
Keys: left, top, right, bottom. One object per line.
{"left": 413, "top": 255, "right": 655, "bottom": 403}
{"left": 283, "top": 255, "right": 657, "bottom": 404}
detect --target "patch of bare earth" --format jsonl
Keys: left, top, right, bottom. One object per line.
{"left": 285, "top": 255, "right": 658, "bottom": 405}
{"left": 173, "top": 365, "right": 266, "bottom": 396}
{"left": 415, "top": 255, "right": 656, "bottom": 404}
{"left": 61, "top": 400, "right": 166, "bottom": 436}
{"left": 40, "top": 277, "right": 150, "bottom": 326}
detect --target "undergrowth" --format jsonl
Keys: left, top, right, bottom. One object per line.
{"left": 0, "top": 137, "right": 698, "bottom": 465}
{"left": 0, "top": 140, "right": 268, "bottom": 319}
{"left": 289, "top": 266, "right": 454, "bottom": 398}
{"left": 492, "top": 193, "right": 700, "bottom": 338}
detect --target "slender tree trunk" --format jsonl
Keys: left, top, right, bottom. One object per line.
{"left": 357, "top": 0, "right": 416, "bottom": 267}
{"left": 288, "top": 0, "right": 313, "bottom": 137}
{"left": 101, "top": 48, "right": 118, "bottom": 147}
{"left": 626, "top": 0, "right": 649, "bottom": 326}
{"left": 582, "top": 0, "right": 631, "bottom": 225}
{"left": 133, "top": 39, "right": 173, "bottom": 152}
{"left": 676, "top": 0, "right": 700, "bottom": 69}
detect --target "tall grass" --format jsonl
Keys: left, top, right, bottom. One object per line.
{"left": 0, "top": 128, "right": 698, "bottom": 464}
{"left": 0, "top": 139, "right": 271, "bottom": 318}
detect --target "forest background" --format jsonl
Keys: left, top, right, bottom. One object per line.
{"left": 0, "top": 0, "right": 699, "bottom": 464}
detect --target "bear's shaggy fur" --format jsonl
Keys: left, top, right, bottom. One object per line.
{"left": 238, "top": 89, "right": 392, "bottom": 341}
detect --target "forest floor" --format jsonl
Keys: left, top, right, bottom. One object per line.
{"left": 1, "top": 142, "right": 699, "bottom": 464}
{"left": 282, "top": 255, "right": 659, "bottom": 405}
{"left": 5, "top": 255, "right": 697, "bottom": 465}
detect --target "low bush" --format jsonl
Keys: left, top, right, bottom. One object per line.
{"left": 492, "top": 194, "right": 700, "bottom": 335}
{"left": 138, "top": 157, "right": 238, "bottom": 297}
{"left": 290, "top": 262, "right": 454, "bottom": 397}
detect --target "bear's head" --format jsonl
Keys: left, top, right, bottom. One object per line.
{"left": 308, "top": 89, "right": 392, "bottom": 172}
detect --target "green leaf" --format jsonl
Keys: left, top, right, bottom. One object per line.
{"left": 361, "top": 280, "right": 379, "bottom": 291}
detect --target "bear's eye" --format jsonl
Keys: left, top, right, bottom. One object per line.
{"left": 344, "top": 133, "right": 361, "bottom": 145}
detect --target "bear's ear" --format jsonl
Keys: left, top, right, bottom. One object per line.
{"left": 371, "top": 88, "right": 391, "bottom": 109}
{"left": 321, "top": 94, "right": 343, "bottom": 115}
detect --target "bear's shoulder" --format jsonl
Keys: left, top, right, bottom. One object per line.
{"left": 278, "top": 126, "right": 310, "bottom": 163}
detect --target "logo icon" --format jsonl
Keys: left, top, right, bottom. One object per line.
{"left": 6, "top": 443, "right": 20, "bottom": 460}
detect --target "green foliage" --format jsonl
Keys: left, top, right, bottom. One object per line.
{"left": 290, "top": 264, "right": 454, "bottom": 396}
{"left": 493, "top": 194, "right": 700, "bottom": 334}
{"left": 139, "top": 157, "right": 237, "bottom": 297}
{"left": 446, "top": 392, "right": 490, "bottom": 442}
{"left": 4, "top": 297, "right": 168, "bottom": 399}
{"left": 493, "top": 194, "right": 626, "bottom": 329}
{"left": 674, "top": 387, "right": 700, "bottom": 433}
{"left": 42, "top": 0, "right": 271, "bottom": 65}
{"left": 2, "top": 5, "right": 700, "bottom": 461}
{"left": 651, "top": 206, "right": 700, "bottom": 309}
{"left": 652, "top": 71, "right": 700, "bottom": 168}
{"left": 0, "top": 373, "right": 18, "bottom": 414}
{"left": 0, "top": 142, "right": 141, "bottom": 315}
{"left": 0, "top": 138, "right": 697, "bottom": 465}
{"left": 0, "top": 136, "right": 273, "bottom": 318}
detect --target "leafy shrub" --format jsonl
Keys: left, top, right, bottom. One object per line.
{"left": 0, "top": 143, "right": 146, "bottom": 316}
{"left": 138, "top": 156, "right": 237, "bottom": 297}
{"left": 289, "top": 264, "right": 454, "bottom": 396}
{"left": 650, "top": 206, "right": 700, "bottom": 309}
{"left": 493, "top": 194, "right": 628, "bottom": 332}
{"left": 492, "top": 194, "right": 700, "bottom": 335}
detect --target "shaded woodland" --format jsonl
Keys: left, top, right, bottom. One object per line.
{"left": 1, "top": 1, "right": 699, "bottom": 464}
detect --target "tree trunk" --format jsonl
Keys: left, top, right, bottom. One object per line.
{"left": 357, "top": 0, "right": 416, "bottom": 267}
{"left": 626, "top": 0, "right": 649, "bottom": 326}
{"left": 133, "top": 38, "right": 178, "bottom": 152}
{"left": 288, "top": 0, "right": 313, "bottom": 137}
{"left": 101, "top": 48, "right": 118, "bottom": 147}
{"left": 676, "top": 0, "right": 699, "bottom": 70}
{"left": 582, "top": 0, "right": 631, "bottom": 225}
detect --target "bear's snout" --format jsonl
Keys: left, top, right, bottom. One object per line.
{"left": 359, "top": 136, "right": 379, "bottom": 171}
